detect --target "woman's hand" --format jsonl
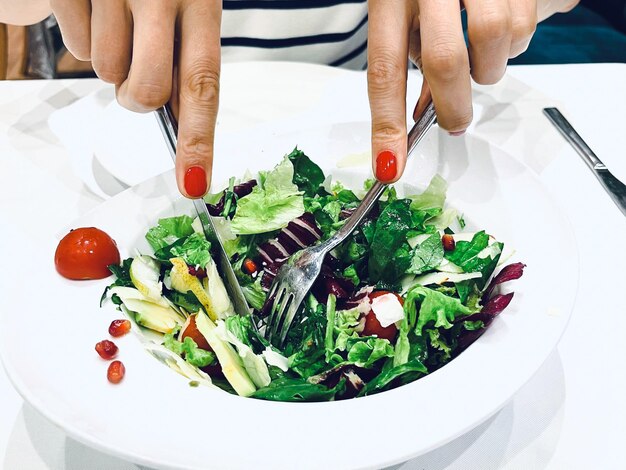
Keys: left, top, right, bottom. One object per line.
{"left": 51, "top": 0, "right": 222, "bottom": 198}
{"left": 367, "top": 0, "right": 580, "bottom": 183}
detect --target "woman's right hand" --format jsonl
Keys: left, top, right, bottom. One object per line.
{"left": 51, "top": 0, "right": 222, "bottom": 198}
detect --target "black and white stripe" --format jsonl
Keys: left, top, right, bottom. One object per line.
{"left": 221, "top": 0, "right": 368, "bottom": 70}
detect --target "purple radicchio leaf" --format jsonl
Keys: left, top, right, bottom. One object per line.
{"left": 206, "top": 179, "right": 257, "bottom": 216}
{"left": 482, "top": 262, "right": 526, "bottom": 302}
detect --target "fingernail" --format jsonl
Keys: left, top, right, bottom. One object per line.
{"left": 184, "top": 166, "right": 207, "bottom": 198}
{"left": 449, "top": 130, "right": 466, "bottom": 137}
{"left": 375, "top": 150, "right": 397, "bottom": 183}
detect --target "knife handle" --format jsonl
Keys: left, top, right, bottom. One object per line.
{"left": 543, "top": 107, "right": 606, "bottom": 171}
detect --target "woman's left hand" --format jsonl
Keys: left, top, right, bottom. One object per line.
{"left": 367, "top": 0, "right": 579, "bottom": 183}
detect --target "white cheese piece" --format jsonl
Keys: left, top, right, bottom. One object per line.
{"left": 413, "top": 271, "right": 482, "bottom": 286}
{"left": 476, "top": 243, "right": 502, "bottom": 260}
{"left": 407, "top": 233, "right": 432, "bottom": 249}
{"left": 370, "top": 293, "right": 405, "bottom": 328}
{"left": 262, "top": 348, "right": 290, "bottom": 372}
{"left": 436, "top": 258, "right": 464, "bottom": 273}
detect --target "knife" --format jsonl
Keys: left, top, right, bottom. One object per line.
{"left": 154, "top": 105, "right": 252, "bottom": 316}
{"left": 543, "top": 107, "right": 626, "bottom": 217}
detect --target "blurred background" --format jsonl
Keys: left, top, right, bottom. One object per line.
{"left": 1, "top": 0, "right": 625, "bottom": 81}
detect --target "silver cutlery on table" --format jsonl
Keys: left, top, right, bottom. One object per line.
{"left": 543, "top": 107, "right": 626, "bottom": 217}
{"left": 154, "top": 105, "right": 252, "bottom": 317}
{"left": 263, "top": 101, "right": 437, "bottom": 347}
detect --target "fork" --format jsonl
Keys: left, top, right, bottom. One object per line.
{"left": 264, "top": 101, "right": 437, "bottom": 346}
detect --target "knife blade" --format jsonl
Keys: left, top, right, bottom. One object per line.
{"left": 543, "top": 107, "right": 626, "bottom": 217}
{"left": 154, "top": 105, "right": 252, "bottom": 316}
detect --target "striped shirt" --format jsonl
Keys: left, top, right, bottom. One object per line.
{"left": 221, "top": 0, "right": 368, "bottom": 70}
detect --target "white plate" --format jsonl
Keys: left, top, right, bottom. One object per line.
{"left": 0, "top": 123, "right": 577, "bottom": 470}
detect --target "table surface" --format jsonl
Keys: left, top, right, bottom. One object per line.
{"left": 0, "top": 62, "right": 625, "bottom": 470}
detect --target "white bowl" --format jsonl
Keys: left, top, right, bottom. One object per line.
{"left": 0, "top": 123, "right": 577, "bottom": 469}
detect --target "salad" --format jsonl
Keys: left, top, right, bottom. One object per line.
{"left": 102, "top": 149, "right": 525, "bottom": 401}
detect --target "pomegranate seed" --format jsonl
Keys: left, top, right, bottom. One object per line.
{"left": 187, "top": 265, "right": 207, "bottom": 279}
{"left": 442, "top": 234, "right": 456, "bottom": 251}
{"left": 95, "top": 340, "right": 118, "bottom": 360}
{"left": 243, "top": 258, "right": 258, "bottom": 275}
{"left": 107, "top": 360, "right": 125, "bottom": 384}
{"left": 109, "top": 319, "right": 131, "bottom": 337}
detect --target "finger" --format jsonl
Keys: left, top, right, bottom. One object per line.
{"left": 90, "top": 0, "right": 132, "bottom": 85}
{"left": 116, "top": 1, "right": 176, "bottom": 112}
{"left": 465, "top": 0, "right": 512, "bottom": 85}
{"left": 509, "top": 0, "right": 537, "bottom": 58}
{"left": 49, "top": 0, "right": 91, "bottom": 61}
{"left": 367, "top": 0, "right": 413, "bottom": 183}
{"left": 418, "top": 0, "right": 472, "bottom": 133}
{"left": 176, "top": 0, "right": 222, "bottom": 198}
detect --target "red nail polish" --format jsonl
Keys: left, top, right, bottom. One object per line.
{"left": 375, "top": 150, "right": 397, "bottom": 183}
{"left": 449, "top": 130, "right": 466, "bottom": 137}
{"left": 184, "top": 166, "right": 207, "bottom": 198}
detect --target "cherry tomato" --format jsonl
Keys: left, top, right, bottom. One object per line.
{"left": 55, "top": 227, "right": 120, "bottom": 280}
{"left": 179, "top": 315, "right": 212, "bottom": 351}
{"left": 361, "top": 291, "right": 404, "bottom": 342}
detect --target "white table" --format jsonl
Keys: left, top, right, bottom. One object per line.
{"left": 0, "top": 63, "right": 625, "bottom": 470}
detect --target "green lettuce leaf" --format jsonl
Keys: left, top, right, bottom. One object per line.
{"left": 231, "top": 157, "right": 305, "bottom": 234}
{"left": 169, "top": 232, "right": 212, "bottom": 267}
{"left": 324, "top": 295, "right": 337, "bottom": 362}
{"left": 333, "top": 308, "right": 362, "bottom": 352}
{"left": 145, "top": 215, "right": 195, "bottom": 251}
{"left": 408, "top": 233, "right": 444, "bottom": 274}
{"left": 425, "top": 328, "right": 452, "bottom": 361}
{"left": 241, "top": 278, "right": 267, "bottom": 311}
{"left": 408, "top": 175, "right": 447, "bottom": 211}
{"left": 405, "top": 285, "right": 474, "bottom": 335}
{"left": 358, "top": 360, "right": 428, "bottom": 396}
{"left": 346, "top": 336, "right": 394, "bottom": 368}
{"left": 287, "top": 147, "right": 326, "bottom": 197}
{"left": 163, "top": 329, "right": 216, "bottom": 368}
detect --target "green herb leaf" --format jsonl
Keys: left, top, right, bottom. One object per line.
{"left": 167, "top": 289, "right": 202, "bottom": 313}
{"left": 252, "top": 376, "right": 345, "bottom": 402}
{"left": 408, "top": 233, "right": 444, "bottom": 275}
{"left": 368, "top": 199, "right": 413, "bottom": 282}
{"left": 287, "top": 147, "right": 326, "bottom": 197}
{"left": 100, "top": 258, "right": 134, "bottom": 307}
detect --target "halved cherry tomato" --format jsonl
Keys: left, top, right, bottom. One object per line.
{"left": 55, "top": 227, "right": 120, "bottom": 280}
{"left": 361, "top": 291, "right": 404, "bottom": 342}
